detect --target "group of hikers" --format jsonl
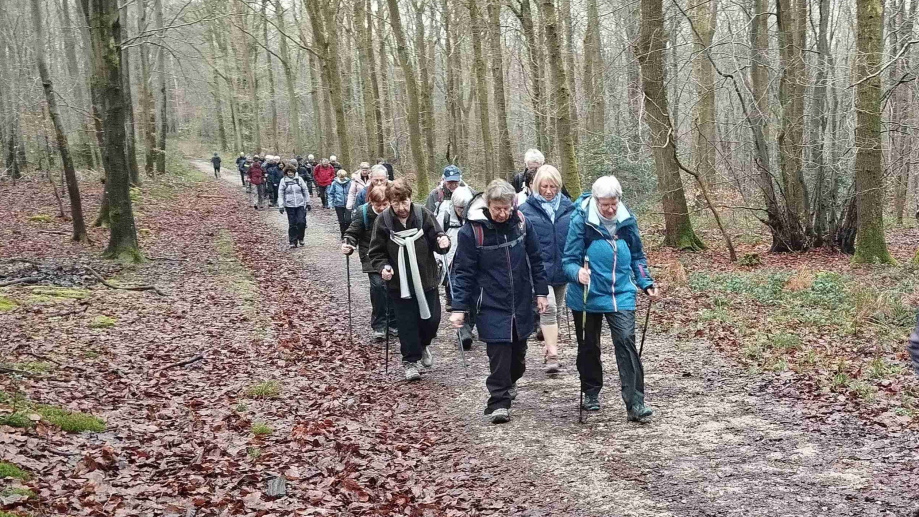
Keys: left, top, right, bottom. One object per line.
{"left": 215, "top": 147, "right": 919, "bottom": 425}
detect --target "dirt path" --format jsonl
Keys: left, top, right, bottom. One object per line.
{"left": 205, "top": 161, "right": 919, "bottom": 516}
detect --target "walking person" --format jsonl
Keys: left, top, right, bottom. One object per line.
{"left": 297, "top": 157, "right": 314, "bottom": 196}
{"left": 450, "top": 180, "right": 549, "bottom": 424}
{"left": 328, "top": 169, "right": 352, "bottom": 238}
{"left": 562, "top": 175, "right": 658, "bottom": 422}
{"left": 265, "top": 156, "right": 283, "bottom": 207}
{"left": 211, "top": 152, "right": 222, "bottom": 178}
{"left": 313, "top": 158, "right": 335, "bottom": 208}
{"left": 277, "top": 160, "right": 311, "bottom": 248}
{"left": 512, "top": 148, "right": 544, "bottom": 193}
{"left": 369, "top": 179, "right": 451, "bottom": 381}
{"left": 247, "top": 158, "right": 266, "bottom": 210}
{"left": 353, "top": 165, "right": 389, "bottom": 207}
{"left": 330, "top": 154, "right": 342, "bottom": 171}
{"left": 439, "top": 186, "right": 477, "bottom": 349}
{"left": 378, "top": 157, "right": 394, "bottom": 180}
{"left": 425, "top": 165, "right": 464, "bottom": 219}
{"left": 347, "top": 162, "right": 371, "bottom": 210}
{"left": 908, "top": 312, "right": 919, "bottom": 376}
{"left": 236, "top": 152, "right": 247, "bottom": 185}
{"left": 518, "top": 165, "right": 574, "bottom": 374}
{"left": 342, "top": 184, "right": 397, "bottom": 340}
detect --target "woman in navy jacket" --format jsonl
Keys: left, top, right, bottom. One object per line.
{"left": 518, "top": 165, "right": 574, "bottom": 374}
{"left": 450, "top": 180, "right": 549, "bottom": 424}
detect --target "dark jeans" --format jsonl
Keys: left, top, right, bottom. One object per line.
{"left": 485, "top": 327, "right": 527, "bottom": 414}
{"left": 270, "top": 182, "right": 280, "bottom": 206}
{"left": 368, "top": 273, "right": 397, "bottom": 332}
{"left": 390, "top": 288, "right": 441, "bottom": 364}
{"left": 213, "top": 165, "right": 220, "bottom": 178}
{"left": 572, "top": 310, "right": 644, "bottom": 410}
{"left": 335, "top": 206, "right": 351, "bottom": 237}
{"left": 317, "top": 185, "right": 329, "bottom": 207}
{"left": 285, "top": 206, "right": 306, "bottom": 244}
{"left": 239, "top": 170, "right": 246, "bottom": 185}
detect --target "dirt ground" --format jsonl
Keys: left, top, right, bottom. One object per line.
{"left": 209, "top": 162, "right": 919, "bottom": 517}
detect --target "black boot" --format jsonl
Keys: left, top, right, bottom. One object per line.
{"left": 627, "top": 393, "right": 653, "bottom": 422}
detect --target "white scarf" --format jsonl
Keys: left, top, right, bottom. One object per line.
{"left": 389, "top": 228, "right": 431, "bottom": 319}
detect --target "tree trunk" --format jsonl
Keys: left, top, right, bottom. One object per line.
{"left": 624, "top": 9, "right": 642, "bottom": 161}
{"left": 889, "top": 0, "right": 916, "bottom": 226}
{"left": 444, "top": 0, "right": 460, "bottom": 165}
{"left": 135, "top": 0, "right": 157, "bottom": 175}
{"left": 469, "top": 0, "right": 496, "bottom": 183}
{"left": 31, "top": 0, "right": 88, "bottom": 242}
{"left": 540, "top": 0, "right": 581, "bottom": 192}
{"left": 306, "top": 0, "right": 351, "bottom": 169}
{"left": 81, "top": 0, "right": 141, "bottom": 261}
{"left": 582, "top": 0, "right": 604, "bottom": 137}
{"left": 636, "top": 0, "right": 704, "bottom": 250}
{"left": 559, "top": 0, "right": 579, "bottom": 149}
{"left": 355, "top": 0, "right": 379, "bottom": 161}
{"left": 377, "top": 5, "right": 394, "bottom": 155}
{"left": 366, "top": 1, "right": 385, "bottom": 159}
{"left": 385, "top": 0, "right": 429, "bottom": 193}
{"left": 487, "top": 0, "right": 516, "bottom": 176}
{"left": 511, "top": 0, "right": 548, "bottom": 157}
{"left": 690, "top": 0, "right": 717, "bottom": 187}
{"left": 120, "top": 0, "right": 141, "bottom": 186}
{"left": 851, "top": 0, "right": 894, "bottom": 264}
{"left": 309, "top": 53, "right": 326, "bottom": 156}
{"left": 206, "top": 25, "right": 229, "bottom": 152}
{"left": 154, "top": 0, "right": 167, "bottom": 174}
{"left": 214, "top": 20, "right": 243, "bottom": 152}
{"left": 58, "top": 0, "right": 96, "bottom": 169}
{"left": 809, "top": 0, "right": 831, "bottom": 245}
{"left": 413, "top": 1, "right": 436, "bottom": 174}
{"left": 274, "top": 1, "right": 300, "bottom": 153}
{"left": 262, "top": 0, "right": 279, "bottom": 152}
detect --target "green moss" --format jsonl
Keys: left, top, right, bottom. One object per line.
{"left": 245, "top": 380, "right": 280, "bottom": 399}
{"left": 8, "top": 362, "right": 51, "bottom": 374}
{"left": 251, "top": 422, "right": 272, "bottom": 435}
{"left": 0, "top": 412, "right": 32, "bottom": 428}
{"left": 27, "top": 214, "right": 53, "bottom": 223}
{"left": 34, "top": 405, "right": 105, "bottom": 433}
{"left": 0, "top": 297, "right": 17, "bottom": 312}
{"left": 912, "top": 248, "right": 919, "bottom": 265}
{"left": 129, "top": 186, "right": 141, "bottom": 202}
{"left": 88, "top": 315, "right": 116, "bottom": 329}
{"left": 30, "top": 287, "right": 89, "bottom": 299}
{"left": 1, "top": 488, "right": 34, "bottom": 499}
{"left": 0, "top": 462, "right": 28, "bottom": 480}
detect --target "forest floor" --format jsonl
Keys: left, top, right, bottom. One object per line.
{"left": 0, "top": 158, "right": 917, "bottom": 517}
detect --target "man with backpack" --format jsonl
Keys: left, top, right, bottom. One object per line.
{"left": 211, "top": 152, "right": 222, "bottom": 178}
{"left": 277, "top": 160, "right": 311, "bottom": 248}
{"left": 265, "top": 156, "right": 283, "bottom": 207}
{"left": 425, "top": 165, "right": 464, "bottom": 220}
{"left": 235, "top": 152, "right": 247, "bottom": 185}
{"left": 297, "top": 157, "right": 314, "bottom": 196}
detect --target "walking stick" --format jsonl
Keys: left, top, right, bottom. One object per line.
{"left": 444, "top": 263, "right": 468, "bottom": 376}
{"left": 579, "top": 257, "right": 589, "bottom": 424}
{"left": 346, "top": 255, "right": 353, "bottom": 347}
{"left": 639, "top": 297, "right": 652, "bottom": 358}
{"left": 385, "top": 283, "right": 390, "bottom": 375}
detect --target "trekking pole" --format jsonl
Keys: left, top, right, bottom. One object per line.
{"left": 639, "top": 297, "right": 652, "bottom": 358}
{"left": 346, "top": 255, "right": 353, "bottom": 347}
{"left": 579, "top": 257, "right": 589, "bottom": 424}
{"left": 444, "top": 263, "right": 468, "bottom": 375}
{"left": 385, "top": 287, "right": 390, "bottom": 375}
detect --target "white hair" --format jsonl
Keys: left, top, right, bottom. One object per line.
{"left": 370, "top": 164, "right": 388, "bottom": 177}
{"left": 523, "top": 148, "right": 545, "bottom": 167}
{"left": 591, "top": 175, "right": 623, "bottom": 200}
{"left": 451, "top": 186, "right": 474, "bottom": 209}
{"left": 484, "top": 179, "right": 516, "bottom": 205}
{"left": 329, "top": 155, "right": 337, "bottom": 161}
{"left": 307, "top": 154, "right": 314, "bottom": 160}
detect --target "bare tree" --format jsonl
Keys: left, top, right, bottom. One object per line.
{"left": 486, "top": 0, "right": 516, "bottom": 175}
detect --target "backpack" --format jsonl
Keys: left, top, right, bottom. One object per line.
{"left": 471, "top": 211, "right": 526, "bottom": 249}
{"left": 361, "top": 204, "right": 369, "bottom": 229}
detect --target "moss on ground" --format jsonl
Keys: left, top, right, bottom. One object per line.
{"left": 0, "top": 390, "right": 105, "bottom": 433}
{"left": 88, "top": 315, "right": 116, "bottom": 329}
{"left": 27, "top": 214, "right": 53, "bottom": 223}
{"left": 30, "top": 287, "right": 89, "bottom": 299}
{"left": 0, "top": 462, "right": 28, "bottom": 480}
{"left": 251, "top": 422, "right": 272, "bottom": 435}
{"left": 245, "top": 380, "right": 280, "bottom": 399}
{"left": 0, "top": 297, "right": 17, "bottom": 312}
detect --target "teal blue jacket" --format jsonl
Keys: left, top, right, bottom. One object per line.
{"left": 563, "top": 194, "right": 653, "bottom": 312}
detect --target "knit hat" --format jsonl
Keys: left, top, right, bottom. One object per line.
{"left": 442, "top": 165, "right": 462, "bottom": 182}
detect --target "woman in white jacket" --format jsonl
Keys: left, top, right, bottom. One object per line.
{"left": 346, "top": 162, "right": 371, "bottom": 210}
{"left": 277, "top": 160, "right": 312, "bottom": 248}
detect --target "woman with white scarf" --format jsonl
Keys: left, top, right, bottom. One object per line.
{"left": 368, "top": 179, "right": 451, "bottom": 381}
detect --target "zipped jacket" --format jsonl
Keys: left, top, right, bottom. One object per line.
{"left": 277, "top": 176, "right": 311, "bottom": 208}
{"left": 518, "top": 194, "right": 574, "bottom": 286}
{"left": 562, "top": 194, "right": 653, "bottom": 313}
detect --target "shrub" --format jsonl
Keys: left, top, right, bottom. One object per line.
{"left": 738, "top": 253, "right": 762, "bottom": 267}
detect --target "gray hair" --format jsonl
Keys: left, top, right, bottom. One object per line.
{"left": 451, "top": 186, "right": 474, "bottom": 209}
{"left": 591, "top": 175, "right": 623, "bottom": 200}
{"left": 370, "top": 164, "right": 388, "bottom": 178}
{"left": 523, "top": 148, "right": 545, "bottom": 167}
{"left": 483, "top": 179, "right": 516, "bottom": 205}
{"left": 533, "top": 164, "right": 563, "bottom": 191}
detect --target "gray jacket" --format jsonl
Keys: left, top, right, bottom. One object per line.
{"left": 908, "top": 312, "right": 919, "bottom": 376}
{"left": 277, "top": 176, "right": 311, "bottom": 208}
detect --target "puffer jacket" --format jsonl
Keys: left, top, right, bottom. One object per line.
{"left": 908, "top": 312, "right": 919, "bottom": 376}
{"left": 248, "top": 163, "right": 264, "bottom": 185}
{"left": 313, "top": 164, "right": 335, "bottom": 187}
{"left": 265, "top": 162, "right": 283, "bottom": 184}
{"left": 343, "top": 203, "right": 382, "bottom": 273}
{"left": 451, "top": 194, "right": 549, "bottom": 342}
{"left": 277, "top": 175, "right": 311, "bottom": 208}
{"left": 438, "top": 201, "right": 464, "bottom": 269}
{"left": 346, "top": 172, "right": 369, "bottom": 210}
{"left": 519, "top": 194, "right": 574, "bottom": 286}
{"left": 327, "top": 177, "right": 351, "bottom": 208}
{"left": 562, "top": 194, "right": 654, "bottom": 313}
{"left": 368, "top": 203, "right": 449, "bottom": 294}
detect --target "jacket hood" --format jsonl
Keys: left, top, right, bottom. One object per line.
{"left": 335, "top": 176, "right": 350, "bottom": 184}
{"left": 575, "top": 193, "right": 635, "bottom": 232}
{"left": 464, "top": 192, "right": 519, "bottom": 230}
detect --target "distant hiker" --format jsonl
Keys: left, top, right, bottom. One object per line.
{"left": 211, "top": 152, "right": 222, "bottom": 178}
{"left": 328, "top": 169, "right": 352, "bottom": 237}
{"left": 512, "top": 148, "right": 544, "bottom": 194}
{"left": 516, "top": 168, "right": 535, "bottom": 205}
{"left": 563, "top": 175, "right": 658, "bottom": 422}
{"left": 236, "top": 152, "right": 247, "bottom": 185}
{"left": 313, "top": 158, "right": 335, "bottom": 209}
{"left": 342, "top": 184, "right": 397, "bottom": 340}
{"left": 347, "top": 162, "right": 372, "bottom": 210}
{"left": 353, "top": 165, "right": 389, "bottom": 208}
{"left": 450, "top": 180, "right": 549, "bottom": 424}
{"left": 247, "top": 158, "right": 266, "bottom": 210}
{"left": 378, "top": 157, "right": 394, "bottom": 180}
{"left": 519, "top": 165, "right": 574, "bottom": 374}
{"left": 330, "top": 154, "right": 342, "bottom": 171}
{"left": 277, "top": 160, "right": 311, "bottom": 248}
{"left": 908, "top": 312, "right": 919, "bottom": 376}
{"left": 297, "top": 158, "right": 314, "bottom": 196}
{"left": 265, "top": 156, "right": 283, "bottom": 207}
{"left": 425, "top": 165, "right": 464, "bottom": 219}
{"left": 368, "top": 179, "right": 451, "bottom": 381}
{"left": 439, "top": 186, "right": 477, "bottom": 349}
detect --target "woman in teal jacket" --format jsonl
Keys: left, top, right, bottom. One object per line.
{"left": 562, "top": 175, "right": 659, "bottom": 421}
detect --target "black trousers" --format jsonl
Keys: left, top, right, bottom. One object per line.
{"left": 335, "top": 206, "right": 351, "bottom": 237}
{"left": 285, "top": 206, "right": 306, "bottom": 244}
{"left": 571, "top": 310, "right": 644, "bottom": 409}
{"left": 269, "top": 182, "right": 280, "bottom": 205}
{"left": 368, "top": 273, "right": 397, "bottom": 332}
{"left": 317, "top": 185, "right": 329, "bottom": 207}
{"left": 485, "top": 325, "right": 527, "bottom": 414}
{"left": 239, "top": 170, "right": 246, "bottom": 186}
{"left": 390, "top": 288, "right": 441, "bottom": 364}
{"left": 213, "top": 165, "right": 220, "bottom": 178}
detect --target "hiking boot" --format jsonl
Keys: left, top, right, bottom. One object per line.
{"left": 489, "top": 408, "right": 510, "bottom": 424}
{"left": 581, "top": 393, "right": 600, "bottom": 411}
{"left": 421, "top": 346, "right": 433, "bottom": 368}
{"left": 289, "top": 243, "right": 297, "bottom": 249}
{"left": 298, "top": 240, "right": 304, "bottom": 247}
{"left": 403, "top": 362, "right": 421, "bottom": 381}
{"left": 372, "top": 329, "right": 385, "bottom": 341}
{"left": 545, "top": 355, "right": 560, "bottom": 374}
{"left": 388, "top": 327, "right": 399, "bottom": 337}
{"left": 627, "top": 400, "right": 654, "bottom": 422}
{"left": 508, "top": 383, "right": 518, "bottom": 401}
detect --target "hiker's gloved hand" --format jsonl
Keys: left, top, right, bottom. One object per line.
{"left": 341, "top": 244, "right": 354, "bottom": 255}
{"left": 450, "top": 312, "right": 465, "bottom": 328}
{"left": 536, "top": 296, "right": 548, "bottom": 314}
{"left": 381, "top": 265, "right": 393, "bottom": 281}
{"left": 645, "top": 285, "right": 659, "bottom": 300}
{"left": 437, "top": 235, "right": 450, "bottom": 249}
{"left": 279, "top": 207, "right": 285, "bottom": 214}
{"left": 306, "top": 205, "right": 312, "bottom": 211}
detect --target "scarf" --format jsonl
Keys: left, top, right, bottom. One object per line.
{"left": 534, "top": 192, "right": 562, "bottom": 223}
{"left": 389, "top": 227, "right": 431, "bottom": 319}
{"left": 596, "top": 208, "right": 618, "bottom": 237}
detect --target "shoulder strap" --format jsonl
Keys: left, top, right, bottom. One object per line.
{"left": 413, "top": 204, "right": 424, "bottom": 225}
{"left": 472, "top": 223, "right": 485, "bottom": 248}
{"left": 362, "top": 204, "right": 369, "bottom": 229}
{"left": 381, "top": 208, "right": 393, "bottom": 231}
